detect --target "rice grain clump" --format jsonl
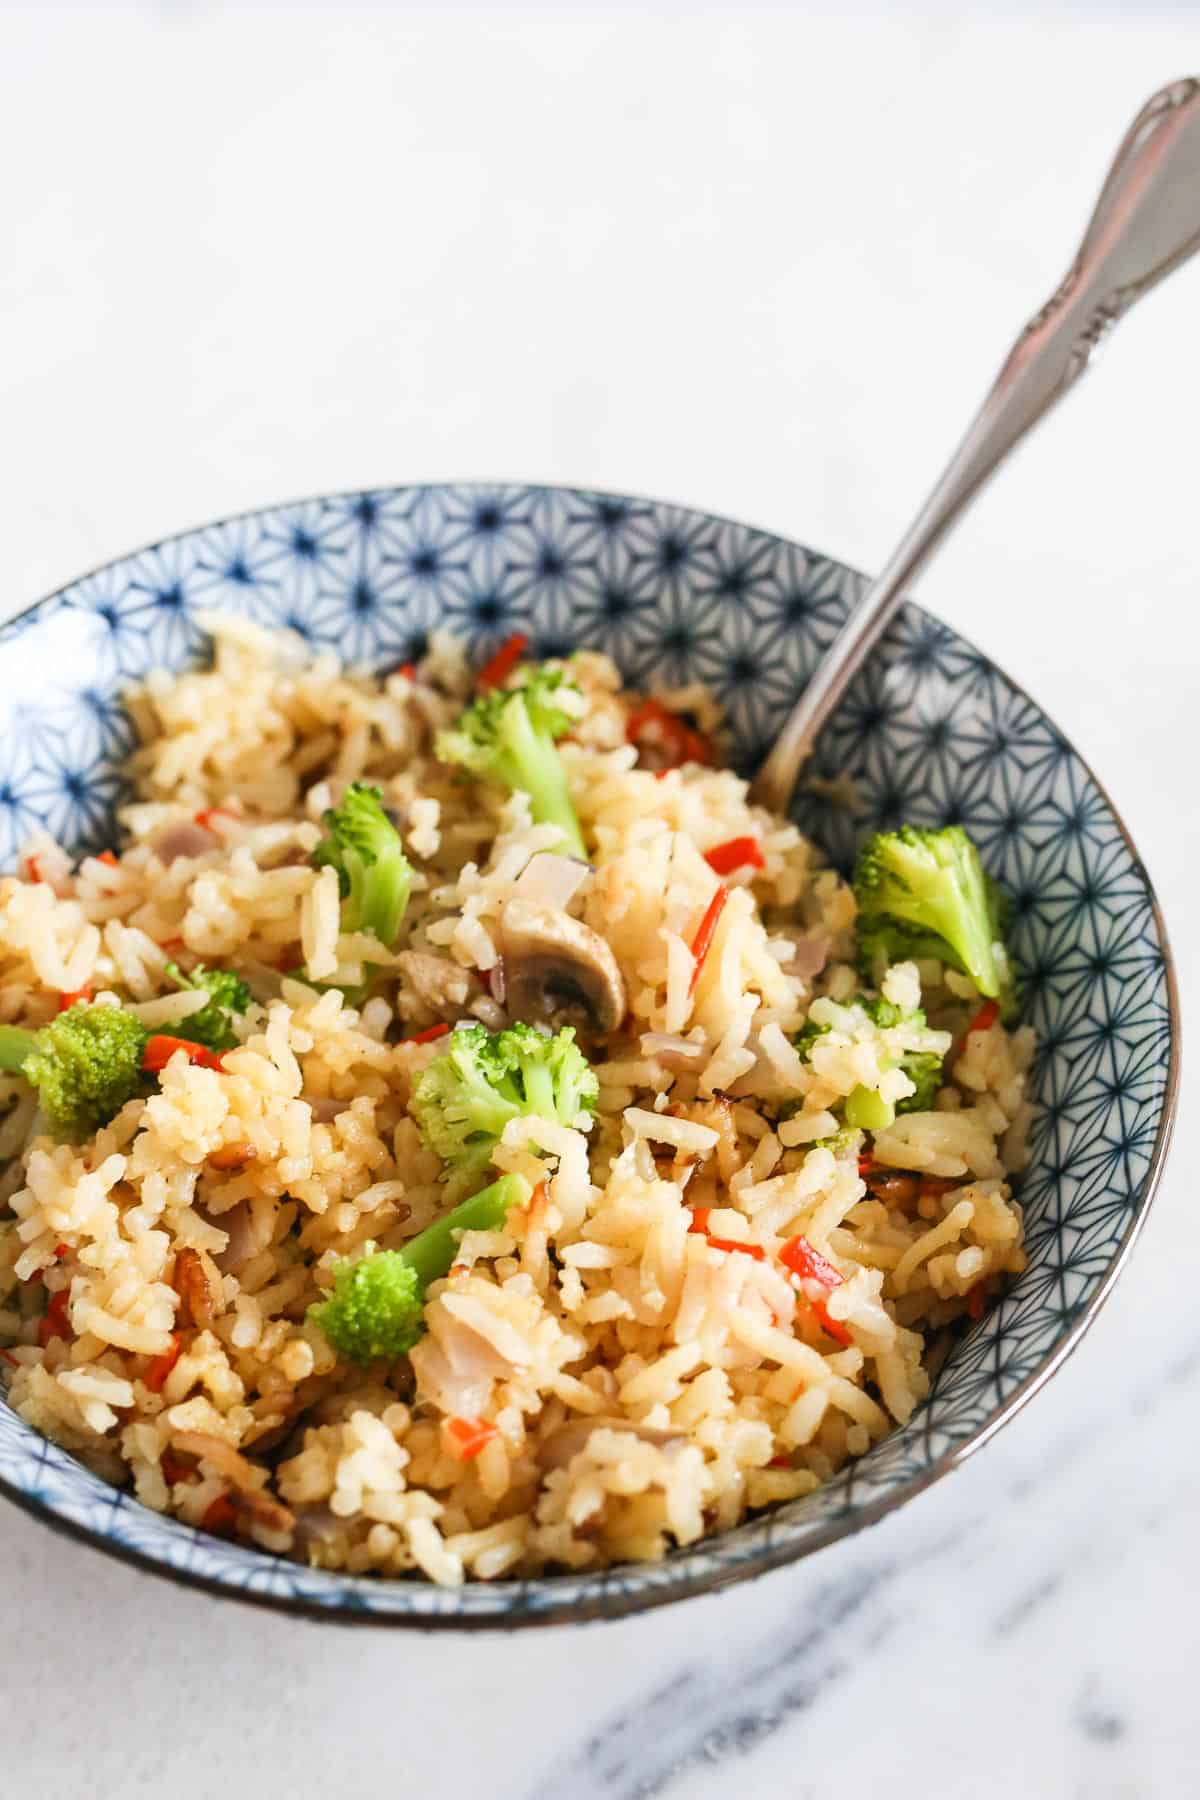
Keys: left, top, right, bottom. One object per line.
{"left": 0, "top": 623, "right": 1033, "bottom": 1583}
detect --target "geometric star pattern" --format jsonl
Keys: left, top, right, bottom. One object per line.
{"left": 0, "top": 485, "right": 1180, "bottom": 1626}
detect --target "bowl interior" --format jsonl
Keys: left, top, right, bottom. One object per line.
{"left": 0, "top": 485, "right": 1176, "bottom": 1624}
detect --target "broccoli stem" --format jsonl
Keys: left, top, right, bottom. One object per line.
{"left": 0, "top": 1026, "right": 35, "bottom": 1073}
{"left": 400, "top": 1172, "right": 531, "bottom": 1289}
{"left": 844, "top": 1085, "right": 895, "bottom": 1131}
{"left": 498, "top": 695, "right": 586, "bottom": 859}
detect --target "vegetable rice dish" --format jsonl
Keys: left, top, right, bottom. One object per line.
{"left": 0, "top": 621, "right": 1033, "bottom": 1584}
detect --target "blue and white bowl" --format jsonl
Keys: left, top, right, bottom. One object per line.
{"left": 0, "top": 485, "right": 1179, "bottom": 1626}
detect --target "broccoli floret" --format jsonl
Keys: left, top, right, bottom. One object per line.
{"left": 0, "top": 1004, "right": 148, "bottom": 1140}
{"left": 312, "top": 783, "right": 413, "bottom": 948}
{"left": 309, "top": 1172, "right": 531, "bottom": 1362}
{"left": 165, "top": 963, "right": 252, "bottom": 1052}
{"left": 896, "top": 1051, "right": 943, "bottom": 1114}
{"left": 793, "top": 1017, "right": 830, "bottom": 1059}
{"left": 852, "top": 993, "right": 942, "bottom": 1115}
{"left": 854, "top": 826, "right": 1017, "bottom": 1018}
{"left": 411, "top": 1021, "right": 598, "bottom": 1183}
{"left": 435, "top": 667, "right": 586, "bottom": 858}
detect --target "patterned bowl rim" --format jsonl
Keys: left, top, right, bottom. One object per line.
{"left": 0, "top": 482, "right": 1182, "bottom": 1628}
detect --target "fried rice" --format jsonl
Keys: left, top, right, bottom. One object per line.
{"left": 0, "top": 618, "right": 1034, "bottom": 1584}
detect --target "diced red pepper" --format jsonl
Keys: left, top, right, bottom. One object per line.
{"left": 475, "top": 632, "right": 529, "bottom": 691}
{"left": 37, "top": 1287, "right": 73, "bottom": 1348}
{"left": 160, "top": 1451, "right": 190, "bottom": 1486}
{"left": 857, "top": 1153, "right": 876, "bottom": 1177}
{"left": 53, "top": 1243, "right": 68, "bottom": 1260}
{"left": 406, "top": 1022, "right": 451, "bottom": 1046}
{"left": 201, "top": 1492, "right": 238, "bottom": 1537}
{"left": 703, "top": 836, "right": 765, "bottom": 877}
{"left": 768, "top": 1453, "right": 793, "bottom": 1469}
{"left": 397, "top": 663, "right": 416, "bottom": 680}
{"left": 142, "top": 1036, "right": 226, "bottom": 1074}
{"left": 779, "top": 1235, "right": 844, "bottom": 1290}
{"left": 96, "top": 850, "right": 119, "bottom": 868}
{"left": 688, "top": 1207, "right": 712, "bottom": 1235}
{"left": 145, "top": 1333, "right": 183, "bottom": 1394}
{"left": 0, "top": 1348, "right": 18, "bottom": 1368}
{"left": 687, "top": 886, "right": 728, "bottom": 997}
{"left": 967, "top": 1281, "right": 987, "bottom": 1321}
{"left": 193, "top": 806, "right": 239, "bottom": 832}
{"left": 625, "top": 698, "right": 713, "bottom": 770}
{"left": 446, "top": 1415, "right": 500, "bottom": 1461}
{"left": 25, "top": 855, "right": 44, "bottom": 884}
{"left": 966, "top": 999, "right": 1000, "bottom": 1035}
{"left": 57, "top": 987, "right": 93, "bottom": 1012}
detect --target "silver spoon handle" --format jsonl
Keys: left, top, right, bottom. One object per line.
{"left": 753, "top": 75, "right": 1200, "bottom": 815}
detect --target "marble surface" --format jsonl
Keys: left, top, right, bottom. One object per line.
{"left": 0, "top": 4, "right": 1196, "bottom": 1795}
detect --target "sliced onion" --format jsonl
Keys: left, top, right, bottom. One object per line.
{"left": 512, "top": 852, "right": 592, "bottom": 911}
{"left": 307, "top": 1098, "right": 350, "bottom": 1124}
{"left": 785, "top": 934, "right": 831, "bottom": 980}
{"left": 640, "top": 1031, "right": 707, "bottom": 1071}
{"left": 536, "top": 1416, "right": 687, "bottom": 1473}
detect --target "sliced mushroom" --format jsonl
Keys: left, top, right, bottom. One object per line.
{"left": 498, "top": 898, "right": 626, "bottom": 1035}
{"left": 152, "top": 820, "right": 218, "bottom": 864}
{"left": 536, "top": 1416, "right": 687, "bottom": 1473}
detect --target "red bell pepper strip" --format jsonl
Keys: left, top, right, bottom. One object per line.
{"left": 145, "top": 1333, "right": 183, "bottom": 1394}
{"left": 779, "top": 1236, "right": 843, "bottom": 1289}
{"left": 813, "top": 1302, "right": 853, "bottom": 1346}
{"left": 780, "top": 1236, "right": 853, "bottom": 1344}
{"left": 446, "top": 1415, "right": 500, "bottom": 1461}
{"left": 475, "top": 632, "right": 529, "bottom": 691}
{"left": 406, "top": 1023, "right": 452, "bottom": 1046}
{"left": 687, "top": 886, "right": 728, "bottom": 997}
{"left": 142, "top": 1036, "right": 226, "bottom": 1074}
{"left": 37, "top": 1287, "right": 73, "bottom": 1348}
{"left": 57, "top": 987, "right": 93, "bottom": 1012}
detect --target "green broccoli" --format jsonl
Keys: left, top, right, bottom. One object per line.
{"left": 854, "top": 826, "right": 1016, "bottom": 1018}
{"left": 0, "top": 1003, "right": 148, "bottom": 1139}
{"left": 854, "top": 993, "right": 943, "bottom": 1115}
{"left": 435, "top": 666, "right": 586, "bottom": 858}
{"left": 309, "top": 1171, "right": 532, "bottom": 1362}
{"left": 165, "top": 963, "right": 252, "bottom": 1053}
{"left": 411, "top": 1021, "right": 598, "bottom": 1185}
{"left": 896, "top": 1052, "right": 943, "bottom": 1114}
{"left": 312, "top": 782, "right": 413, "bottom": 948}
{"left": 793, "top": 1017, "right": 830, "bottom": 1059}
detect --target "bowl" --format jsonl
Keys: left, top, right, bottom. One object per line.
{"left": 0, "top": 483, "right": 1179, "bottom": 1626}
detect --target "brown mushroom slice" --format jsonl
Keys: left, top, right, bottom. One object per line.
{"left": 498, "top": 898, "right": 627, "bottom": 1035}
{"left": 536, "top": 1415, "right": 686, "bottom": 1473}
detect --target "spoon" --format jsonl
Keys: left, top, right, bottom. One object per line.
{"left": 752, "top": 75, "right": 1200, "bottom": 815}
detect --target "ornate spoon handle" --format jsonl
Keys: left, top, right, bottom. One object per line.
{"left": 752, "top": 76, "right": 1200, "bottom": 815}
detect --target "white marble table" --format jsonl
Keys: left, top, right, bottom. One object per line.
{"left": 1, "top": 5, "right": 1196, "bottom": 1795}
